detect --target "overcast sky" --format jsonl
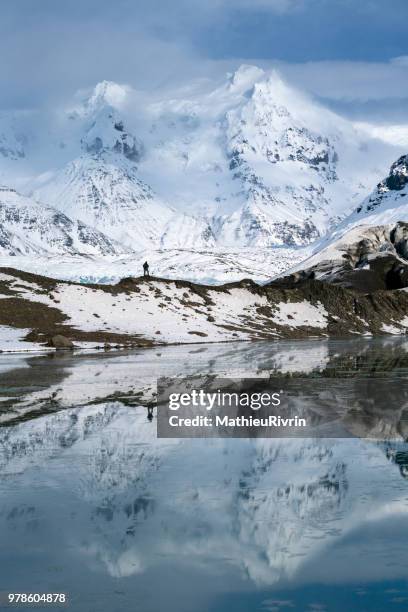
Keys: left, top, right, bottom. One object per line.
{"left": 1, "top": 0, "right": 408, "bottom": 119}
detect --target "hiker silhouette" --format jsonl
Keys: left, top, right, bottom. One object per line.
{"left": 143, "top": 261, "right": 150, "bottom": 277}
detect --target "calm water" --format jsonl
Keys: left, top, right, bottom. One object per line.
{"left": 1, "top": 338, "right": 408, "bottom": 611}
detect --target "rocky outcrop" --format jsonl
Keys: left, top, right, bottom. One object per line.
{"left": 283, "top": 153, "right": 408, "bottom": 293}
{"left": 48, "top": 335, "right": 74, "bottom": 350}
{"left": 275, "top": 223, "right": 408, "bottom": 293}
{"left": 356, "top": 154, "right": 408, "bottom": 216}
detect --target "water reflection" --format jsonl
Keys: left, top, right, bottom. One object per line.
{"left": 2, "top": 336, "right": 408, "bottom": 426}
{"left": 0, "top": 338, "right": 408, "bottom": 611}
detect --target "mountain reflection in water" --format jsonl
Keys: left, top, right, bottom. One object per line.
{"left": 1, "top": 338, "right": 408, "bottom": 611}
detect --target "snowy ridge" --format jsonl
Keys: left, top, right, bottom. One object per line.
{"left": 0, "top": 186, "right": 129, "bottom": 256}
{"left": 354, "top": 154, "right": 408, "bottom": 223}
{"left": 0, "top": 246, "right": 304, "bottom": 285}
{"left": 34, "top": 154, "right": 175, "bottom": 249}
{"left": 333, "top": 153, "right": 408, "bottom": 237}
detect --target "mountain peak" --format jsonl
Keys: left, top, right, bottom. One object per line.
{"left": 68, "top": 83, "right": 143, "bottom": 162}
{"left": 325, "top": 152, "right": 408, "bottom": 234}
{"left": 80, "top": 105, "right": 143, "bottom": 161}
{"left": 85, "top": 81, "right": 129, "bottom": 112}
{"left": 226, "top": 64, "right": 265, "bottom": 93}
{"left": 383, "top": 154, "right": 408, "bottom": 192}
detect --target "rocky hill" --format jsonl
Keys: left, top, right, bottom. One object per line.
{"left": 1, "top": 266, "right": 408, "bottom": 352}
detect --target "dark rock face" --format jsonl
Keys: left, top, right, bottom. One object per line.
{"left": 355, "top": 155, "right": 408, "bottom": 217}
{"left": 385, "top": 155, "right": 408, "bottom": 192}
{"left": 390, "top": 223, "right": 408, "bottom": 259}
{"left": 85, "top": 136, "right": 104, "bottom": 155}
{"left": 273, "top": 222, "right": 408, "bottom": 294}
{"left": 275, "top": 253, "right": 408, "bottom": 294}
{"left": 385, "top": 263, "right": 407, "bottom": 290}
{"left": 113, "top": 139, "right": 142, "bottom": 162}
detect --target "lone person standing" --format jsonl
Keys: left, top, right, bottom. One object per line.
{"left": 143, "top": 261, "right": 150, "bottom": 277}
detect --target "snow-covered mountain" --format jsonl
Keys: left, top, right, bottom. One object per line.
{"left": 276, "top": 154, "right": 408, "bottom": 291}
{"left": 31, "top": 87, "right": 214, "bottom": 250}
{"left": 215, "top": 68, "right": 355, "bottom": 246}
{"left": 34, "top": 153, "right": 215, "bottom": 250}
{"left": 3, "top": 70, "right": 405, "bottom": 247}
{"left": 0, "top": 185, "right": 128, "bottom": 256}
{"left": 35, "top": 153, "right": 177, "bottom": 249}
{"left": 0, "top": 68, "right": 407, "bottom": 280}
{"left": 137, "top": 66, "right": 402, "bottom": 248}
{"left": 75, "top": 81, "right": 144, "bottom": 162}
{"left": 296, "top": 154, "right": 408, "bottom": 267}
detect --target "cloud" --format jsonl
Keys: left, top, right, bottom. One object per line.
{"left": 217, "top": 0, "right": 304, "bottom": 12}
{"left": 391, "top": 56, "right": 408, "bottom": 67}
{"left": 0, "top": 0, "right": 408, "bottom": 122}
{"left": 274, "top": 59, "right": 408, "bottom": 101}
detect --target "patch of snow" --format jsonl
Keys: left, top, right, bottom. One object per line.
{"left": 381, "top": 323, "right": 403, "bottom": 335}
{"left": 273, "top": 301, "right": 328, "bottom": 329}
{"left": 0, "top": 325, "right": 47, "bottom": 352}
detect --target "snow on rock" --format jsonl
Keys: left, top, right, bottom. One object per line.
{"left": 335, "top": 154, "right": 408, "bottom": 233}
{"left": 0, "top": 185, "right": 129, "bottom": 256}
{"left": 3, "top": 263, "right": 408, "bottom": 353}
{"left": 33, "top": 154, "right": 175, "bottom": 250}
{"left": 5, "top": 278, "right": 272, "bottom": 344}
{"left": 381, "top": 323, "right": 403, "bottom": 335}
